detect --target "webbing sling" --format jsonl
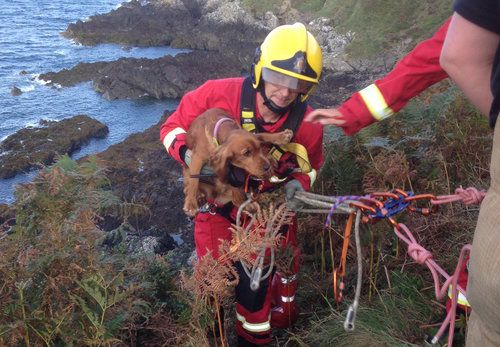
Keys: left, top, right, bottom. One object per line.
{"left": 239, "top": 77, "right": 312, "bottom": 174}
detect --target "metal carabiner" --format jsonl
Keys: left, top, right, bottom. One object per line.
{"left": 199, "top": 202, "right": 217, "bottom": 215}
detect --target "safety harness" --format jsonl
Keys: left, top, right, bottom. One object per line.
{"left": 240, "top": 77, "right": 313, "bottom": 177}
{"left": 198, "top": 78, "right": 315, "bottom": 218}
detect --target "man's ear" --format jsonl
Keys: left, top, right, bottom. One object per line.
{"left": 209, "top": 144, "right": 232, "bottom": 182}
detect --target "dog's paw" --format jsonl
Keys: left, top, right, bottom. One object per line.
{"left": 183, "top": 199, "right": 199, "bottom": 217}
{"left": 277, "top": 129, "right": 293, "bottom": 145}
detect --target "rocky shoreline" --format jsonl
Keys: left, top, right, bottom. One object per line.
{"left": 0, "top": 115, "right": 108, "bottom": 179}
{"left": 4, "top": 0, "right": 385, "bottom": 256}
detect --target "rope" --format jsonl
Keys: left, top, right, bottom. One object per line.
{"left": 296, "top": 186, "right": 484, "bottom": 347}
{"left": 432, "top": 187, "right": 486, "bottom": 205}
{"left": 294, "top": 191, "right": 358, "bottom": 215}
{"left": 344, "top": 210, "right": 362, "bottom": 332}
{"left": 393, "top": 223, "right": 465, "bottom": 299}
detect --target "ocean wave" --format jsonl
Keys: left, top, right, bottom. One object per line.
{"left": 69, "top": 39, "right": 82, "bottom": 47}
{"left": 54, "top": 49, "right": 68, "bottom": 56}
{"left": 19, "top": 85, "right": 35, "bottom": 93}
{"left": 33, "top": 74, "right": 51, "bottom": 85}
{"left": 24, "top": 117, "right": 57, "bottom": 128}
{"left": 115, "top": 0, "right": 129, "bottom": 10}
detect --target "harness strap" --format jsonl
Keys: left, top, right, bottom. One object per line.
{"left": 213, "top": 117, "right": 234, "bottom": 147}
{"left": 269, "top": 143, "right": 312, "bottom": 173}
{"left": 239, "top": 77, "right": 312, "bottom": 174}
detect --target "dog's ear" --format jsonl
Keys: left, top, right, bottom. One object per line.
{"left": 210, "top": 144, "right": 232, "bottom": 182}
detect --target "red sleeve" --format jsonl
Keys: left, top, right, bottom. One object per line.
{"left": 159, "top": 78, "right": 243, "bottom": 164}
{"left": 338, "top": 17, "right": 451, "bottom": 135}
{"left": 291, "top": 106, "right": 324, "bottom": 190}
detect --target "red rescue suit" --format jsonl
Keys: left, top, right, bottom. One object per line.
{"left": 160, "top": 77, "right": 323, "bottom": 345}
{"left": 338, "top": 17, "right": 451, "bottom": 135}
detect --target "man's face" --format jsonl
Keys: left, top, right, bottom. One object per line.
{"left": 263, "top": 81, "right": 300, "bottom": 108}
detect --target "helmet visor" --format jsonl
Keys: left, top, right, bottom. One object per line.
{"left": 262, "top": 68, "right": 314, "bottom": 94}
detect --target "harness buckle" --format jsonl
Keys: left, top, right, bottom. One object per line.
{"left": 199, "top": 202, "right": 217, "bottom": 215}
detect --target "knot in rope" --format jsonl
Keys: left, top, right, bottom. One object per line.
{"left": 407, "top": 243, "right": 433, "bottom": 264}
{"left": 455, "top": 187, "right": 486, "bottom": 205}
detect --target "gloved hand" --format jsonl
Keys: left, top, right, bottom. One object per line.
{"left": 183, "top": 148, "right": 215, "bottom": 176}
{"left": 284, "top": 179, "right": 305, "bottom": 211}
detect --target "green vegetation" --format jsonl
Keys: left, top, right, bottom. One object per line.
{"left": 293, "top": 0, "right": 450, "bottom": 59}
{"left": 0, "top": 156, "right": 189, "bottom": 346}
{"left": 240, "top": 0, "right": 283, "bottom": 17}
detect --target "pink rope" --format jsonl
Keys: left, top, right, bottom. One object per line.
{"left": 393, "top": 223, "right": 470, "bottom": 346}
{"left": 432, "top": 187, "right": 486, "bottom": 206}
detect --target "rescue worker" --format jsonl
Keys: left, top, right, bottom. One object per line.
{"left": 160, "top": 23, "right": 324, "bottom": 346}
{"left": 440, "top": 1, "right": 500, "bottom": 345}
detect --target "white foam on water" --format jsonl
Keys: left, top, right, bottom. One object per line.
{"left": 33, "top": 74, "right": 50, "bottom": 85}
{"left": 20, "top": 85, "right": 35, "bottom": 93}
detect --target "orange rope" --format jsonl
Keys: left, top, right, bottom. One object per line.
{"left": 333, "top": 212, "right": 354, "bottom": 302}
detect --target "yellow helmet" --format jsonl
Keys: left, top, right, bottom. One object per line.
{"left": 252, "top": 22, "right": 323, "bottom": 100}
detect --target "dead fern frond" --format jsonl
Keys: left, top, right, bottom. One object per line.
{"left": 363, "top": 150, "right": 412, "bottom": 191}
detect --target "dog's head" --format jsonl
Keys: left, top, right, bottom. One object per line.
{"left": 210, "top": 130, "right": 273, "bottom": 182}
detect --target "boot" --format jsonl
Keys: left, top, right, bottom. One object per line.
{"left": 270, "top": 272, "right": 299, "bottom": 329}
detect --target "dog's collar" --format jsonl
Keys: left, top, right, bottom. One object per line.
{"left": 213, "top": 117, "right": 234, "bottom": 147}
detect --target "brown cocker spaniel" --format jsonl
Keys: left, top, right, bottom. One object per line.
{"left": 183, "top": 108, "right": 293, "bottom": 216}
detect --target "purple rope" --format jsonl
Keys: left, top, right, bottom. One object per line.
{"left": 324, "top": 195, "right": 366, "bottom": 228}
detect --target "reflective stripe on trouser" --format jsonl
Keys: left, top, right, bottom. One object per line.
{"left": 447, "top": 285, "right": 470, "bottom": 308}
{"left": 235, "top": 261, "right": 273, "bottom": 345}
{"left": 270, "top": 272, "right": 299, "bottom": 329}
{"left": 466, "top": 114, "right": 500, "bottom": 346}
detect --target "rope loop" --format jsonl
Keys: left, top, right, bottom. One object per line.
{"left": 432, "top": 186, "right": 486, "bottom": 205}
{"left": 455, "top": 186, "right": 486, "bottom": 205}
{"left": 407, "top": 243, "right": 433, "bottom": 264}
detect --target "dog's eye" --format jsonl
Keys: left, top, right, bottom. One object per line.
{"left": 243, "top": 149, "right": 252, "bottom": 157}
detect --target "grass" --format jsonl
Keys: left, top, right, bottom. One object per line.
{"left": 293, "top": 0, "right": 451, "bottom": 59}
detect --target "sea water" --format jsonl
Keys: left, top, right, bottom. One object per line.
{"left": 0, "top": 0, "right": 186, "bottom": 203}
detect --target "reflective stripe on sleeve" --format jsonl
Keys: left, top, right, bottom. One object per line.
{"left": 448, "top": 286, "right": 470, "bottom": 307}
{"left": 359, "top": 84, "right": 394, "bottom": 121}
{"left": 162, "top": 127, "right": 186, "bottom": 151}
{"left": 236, "top": 313, "right": 271, "bottom": 333}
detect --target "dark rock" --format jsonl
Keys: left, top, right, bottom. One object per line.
{"left": 11, "top": 86, "right": 22, "bottom": 96}
{"left": 91, "top": 111, "right": 191, "bottom": 247}
{"left": 62, "top": 0, "right": 266, "bottom": 56}
{"left": 40, "top": 51, "right": 245, "bottom": 100}
{"left": 0, "top": 204, "right": 15, "bottom": 236}
{"left": 309, "top": 69, "right": 377, "bottom": 109}
{"left": 0, "top": 115, "right": 109, "bottom": 179}
{"left": 0, "top": 204, "right": 15, "bottom": 225}
{"left": 19, "top": 70, "right": 28, "bottom": 75}
{"left": 40, "top": 61, "right": 111, "bottom": 87}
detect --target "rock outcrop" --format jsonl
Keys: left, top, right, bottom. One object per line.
{"left": 0, "top": 115, "right": 109, "bottom": 179}
{"left": 63, "top": 0, "right": 267, "bottom": 56}
{"left": 11, "top": 86, "right": 22, "bottom": 96}
{"left": 40, "top": 50, "right": 246, "bottom": 100}
{"left": 94, "top": 111, "right": 190, "bottom": 249}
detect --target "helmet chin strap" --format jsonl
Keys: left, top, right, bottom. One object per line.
{"left": 258, "top": 83, "right": 293, "bottom": 117}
